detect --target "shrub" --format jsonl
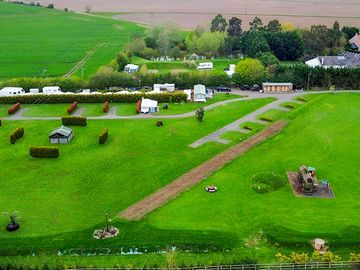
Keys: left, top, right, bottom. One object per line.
{"left": 156, "top": 121, "right": 163, "bottom": 127}
{"left": 103, "top": 101, "right": 109, "bottom": 113}
{"left": 0, "top": 92, "right": 187, "bottom": 104}
{"left": 30, "top": 146, "right": 59, "bottom": 158}
{"left": 242, "top": 125, "right": 253, "bottom": 131}
{"left": 61, "top": 116, "right": 87, "bottom": 126}
{"left": 99, "top": 128, "right": 108, "bottom": 144}
{"left": 67, "top": 101, "right": 78, "bottom": 114}
{"left": 260, "top": 116, "right": 274, "bottom": 122}
{"left": 8, "top": 103, "right": 20, "bottom": 114}
{"left": 251, "top": 172, "right": 286, "bottom": 193}
{"left": 9, "top": 127, "right": 24, "bottom": 144}
{"left": 196, "top": 107, "right": 205, "bottom": 122}
{"left": 297, "top": 97, "right": 308, "bottom": 102}
{"left": 284, "top": 104, "right": 295, "bottom": 109}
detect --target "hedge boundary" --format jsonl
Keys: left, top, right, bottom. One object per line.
{"left": 30, "top": 146, "right": 59, "bottom": 158}
{"left": 61, "top": 116, "right": 87, "bottom": 126}
{"left": 10, "top": 127, "right": 24, "bottom": 144}
{"left": 99, "top": 128, "right": 108, "bottom": 144}
{"left": 0, "top": 92, "right": 187, "bottom": 104}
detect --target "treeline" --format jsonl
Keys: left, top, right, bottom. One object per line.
{"left": 9, "top": 1, "right": 55, "bottom": 9}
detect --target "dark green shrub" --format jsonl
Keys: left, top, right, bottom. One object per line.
{"left": 8, "top": 103, "right": 20, "bottom": 114}
{"left": 251, "top": 172, "right": 286, "bottom": 193}
{"left": 9, "top": 127, "right": 24, "bottom": 144}
{"left": 260, "top": 116, "right": 274, "bottom": 122}
{"left": 30, "top": 147, "right": 59, "bottom": 158}
{"left": 243, "top": 125, "right": 253, "bottom": 130}
{"left": 296, "top": 97, "right": 308, "bottom": 102}
{"left": 285, "top": 104, "right": 295, "bottom": 109}
{"left": 67, "top": 101, "right": 78, "bottom": 114}
{"left": 61, "top": 116, "right": 87, "bottom": 126}
{"left": 0, "top": 119, "right": 2, "bottom": 126}
{"left": 99, "top": 128, "right": 108, "bottom": 144}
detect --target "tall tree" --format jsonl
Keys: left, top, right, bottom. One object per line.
{"left": 240, "top": 31, "right": 270, "bottom": 57}
{"left": 342, "top": 26, "right": 359, "bottom": 40}
{"left": 267, "top": 19, "right": 282, "bottom": 32}
{"left": 211, "top": 14, "right": 228, "bottom": 32}
{"left": 249, "top": 17, "right": 264, "bottom": 31}
{"left": 227, "top": 17, "right": 242, "bottom": 37}
{"left": 265, "top": 31, "right": 304, "bottom": 60}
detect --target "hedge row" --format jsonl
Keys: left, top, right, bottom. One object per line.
{"left": 61, "top": 116, "right": 87, "bottom": 126}
{"left": 10, "top": 127, "right": 24, "bottom": 144}
{"left": 30, "top": 146, "right": 59, "bottom": 158}
{"left": 260, "top": 116, "right": 274, "bottom": 122}
{"left": 67, "top": 101, "right": 78, "bottom": 114}
{"left": 103, "top": 101, "right": 109, "bottom": 113}
{"left": 0, "top": 92, "right": 187, "bottom": 104}
{"left": 99, "top": 128, "right": 108, "bottom": 144}
{"left": 8, "top": 103, "right": 20, "bottom": 114}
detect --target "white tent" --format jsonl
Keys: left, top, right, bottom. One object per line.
{"left": 0, "top": 87, "right": 25, "bottom": 97}
{"left": 194, "top": 84, "right": 206, "bottom": 102}
{"left": 141, "top": 98, "right": 158, "bottom": 113}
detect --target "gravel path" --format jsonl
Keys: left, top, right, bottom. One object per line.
{"left": 119, "top": 120, "right": 287, "bottom": 221}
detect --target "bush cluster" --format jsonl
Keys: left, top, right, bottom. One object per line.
{"left": 61, "top": 116, "right": 87, "bottom": 126}
{"left": 30, "top": 146, "right": 59, "bottom": 158}
{"left": 251, "top": 173, "right": 287, "bottom": 193}
{"left": 9, "top": 127, "right": 24, "bottom": 144}
{"left": 102, "top": 101, "right": 109, "bottom": 113}
{"left": 0, "top": 92, "right": 187, "bottom": 104}
{"left": 285, "top": 104, "right": 295, "bottom": 109}
{"left": 99, "top": 128, "right": 109, "bottom": 144}
{"left": 8, "top": 103, "right": 21, "bottom": 114}
{"left": 67, "top": 101, "right": 78, "bottom": 114}
{"left": 260, "top": 116, "right": 274, "bottom": 122}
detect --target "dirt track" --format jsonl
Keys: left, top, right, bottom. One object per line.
{"left": 24, "top": 0, "right": 360, "bottom": 29}
{"left": 119, "top": 120, "right": 287, "bottom": 221}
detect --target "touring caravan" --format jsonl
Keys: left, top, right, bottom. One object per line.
{"left": 0, "top": 87, "right": 25, "bottom": 97}
{"left": 197, "top": 62, "right": 213, "bottom": 70}
{"left": 124, "top": 64, "right": 140, "bottom": 73}
{"left": 42, "top": 86, "right": 63, "bottom": 95}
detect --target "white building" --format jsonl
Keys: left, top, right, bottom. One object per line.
{"left": 194, "top": 84, "right": 206, "bottom": 102}
{"left": 153, "top": 83, "right": 175, "bottom": 92}
{"left": 43, "top": 86, "right": 63, "bottom": 94}
{"left": 197, "top": 62, "right": 213, "bottom": 70}
{"left": 49, "top": 126, "right": 73, "bottom": 144}
{"left": 141, "top": 98, "right": 158, "bottom": 113}
{"left": 225, "top": 64, "right": 236, "bottom": 77}
{"left": 0, "top": 87, "right": 25, "bottom": 97}
{"left": 305, "top": 54, "right": 360, "bottom": 69}
{"left": 124, "top": 64, "right": 140, "bottom": 73}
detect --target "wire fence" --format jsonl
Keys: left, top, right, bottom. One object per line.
{"left": 70, "top": 261, "right": 360, "bottom": 270}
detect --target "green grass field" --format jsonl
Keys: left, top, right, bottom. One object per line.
{"left": 1, "top": 93, "right": 360, "bottom": 267}
{"left": 0, "top": 2, "right": 143, "bottom": 79}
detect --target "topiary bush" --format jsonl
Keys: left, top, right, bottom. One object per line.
{"left": 30, "top": 146, "right": 59, "bottom": 158}
{"left": 243, "top": 125, "right": 253, "bottom": 131}
{"left": 8, "top": 103, "right": 21, "bottom": 114}
{"left": 61, "top": 116, "right": 87, "bottom": 126}
{"left": 9, "top": 127, "right": 24, "bottom": 144}
{"left": 251, "top": 172, "right": 286, "bottom": 193}
{"left": 285, "top": 104, "right": 295, "bottom": 109}
{"left": 103, "top": 101, "right": 109, "bottom": 113}
{"left": 99, "top": 128, "right": 108, "bottom": 144}
{"left": 260, "top": 116, "right": 274, "bottom": 122}
{"left": 67, "top": 101, "right": 78, "bottom": 114}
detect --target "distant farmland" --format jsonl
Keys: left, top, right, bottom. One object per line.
{"left": 0, "top": 2, "right": 143, "bottom": 79}
{"left": 23, "top": 0, "right": 360, "bottom": 29}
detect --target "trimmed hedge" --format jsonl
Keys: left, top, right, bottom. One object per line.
{"left": 0, "top": 92, "right": 187, "bottom": 104}
{"left": 284, "top": 104, "right": 295, "bottom": 109}
{"left": 103, "top": 101, "right": 109, "bottom": 113}
{"left": 99, "top": 128, "right": 108, "bottom": 144}
{"left": 8, "top": 103, "right": 21, "bottom": 114}
{"left": 67, "top": 101, "right": 78, "bottom": 114}
{"left": 260, "top": 116, "right": 274, "bottom": 122}
{"left": 30, "top": 146, "right": 59, "bottom": 158}
{"left": 243, "top": 125, "right": 253, "bottom": 131}
{"left": 0, "top": 119, "right": 2, "bottom": 126}
{"left": 9, "top": 127, "right": 24, "bottom": 144}
{"left": 296, "top": 97, "right": 308, "bottom": 102}
{"left": 61, "top": 116, "right": 87, "bottom": 126}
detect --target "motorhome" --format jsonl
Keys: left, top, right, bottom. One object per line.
{"left": 0, "top": 87, "right": 25, "bottom": 97}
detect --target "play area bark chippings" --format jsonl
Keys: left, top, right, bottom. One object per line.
{"left": 119, "top": 120, "right": 288, "bottom": 221}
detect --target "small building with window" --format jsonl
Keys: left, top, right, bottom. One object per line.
{"left": 49, "top": 126, "right": 73, "bottom": 144}
{"left": 194, "top": 84, "right": 206, "bottom": 102}
{"left": 262, "top": 82, "right": 293, "bottom": 93}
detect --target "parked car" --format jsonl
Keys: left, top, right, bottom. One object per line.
{"left": 216, "top": 86, "right": 231, "bottom": 93}
{"left": 250, "top": 84, "right": 261, "bottom": 91}
{"left": 240, "top": 85, "right": 250, "bottom": 91}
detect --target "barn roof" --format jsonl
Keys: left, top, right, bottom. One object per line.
{"left": 49, "top": 126, "right": 73, "bottom": 137}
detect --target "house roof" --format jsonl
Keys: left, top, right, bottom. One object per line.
{"left": 141, "top": 98, "right": 158, "bottom": 107}
{"left": 349, "top": 34, "right": 360, "bottom": 49}
{"left": 49, "top": 126, "right": 73, "bottom": 137}
{"left": 318, "top": 54, "right": 360, "bottom": 67}
{"left": 263, "top": 82, "right": 293, "bottom": 86}
{"left": 194, "top": 84, "right": 206, "bottom": 95}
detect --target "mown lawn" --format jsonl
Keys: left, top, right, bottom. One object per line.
{"left": 0, "top": 2, "right": 143, "bottom": 79}
{"left": 0, "top": 97, "right": 274, "bottom": 241}
{"left": 145, "top": 93, "right": 360, "bottom": 259}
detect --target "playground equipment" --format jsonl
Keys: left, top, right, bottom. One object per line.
{"left": 298, "top": 165, "right": 318, "bottom": 193}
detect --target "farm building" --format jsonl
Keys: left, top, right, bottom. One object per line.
{"left": 305, "top": 54, "right": 360, "bottom": 68}
{"left": 124, "top": 64, "right": 140, "bottom": 73}
{"left": 262, "top": 82, "right": 293, "bottom": 93}
{"left": 0, "top": 87, "right": 25, "bottom": 97}
{"left": 49, "top": 126, "right": 73, "bottom": 144}
{"left": 197, "top": 62, "right": 213, "bottom": 70}
{"left": 43, "top": 86, "right": 63, "bottom": 95}
{"left": 153, "top": 83, "right": 175, "bottom": 92}
{"left": 194, "top": 84, "right": 206, "bottom": 102}
{"left": 140, "top": 98, "right": 158, "bottom": 113}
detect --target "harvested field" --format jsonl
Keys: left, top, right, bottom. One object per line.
{"left": 119, "top": 120, "right": 287, "bottom": 220}
{"left": 24, "top": 0, "right": 360, "bottom": 29}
